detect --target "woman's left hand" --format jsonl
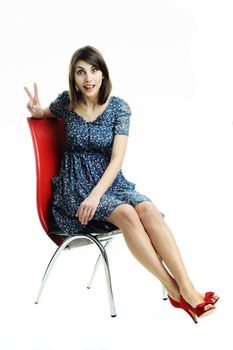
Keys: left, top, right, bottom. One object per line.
{"left": 76, "top": 193, "right": 101, "bottom": 225}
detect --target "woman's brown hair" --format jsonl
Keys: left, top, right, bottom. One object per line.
{"left": 68, "top": 45, "right": 112, "bottom": 109}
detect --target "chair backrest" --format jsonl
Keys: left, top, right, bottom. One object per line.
{"left": 27, "top": 117, "right": 65, "bottom": 234}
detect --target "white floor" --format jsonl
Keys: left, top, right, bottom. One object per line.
{"left": 1, "top": 117, "right": 233, "bottom": 350}
{"left": 0, "top": 218, "right": 232, "bottom": 350}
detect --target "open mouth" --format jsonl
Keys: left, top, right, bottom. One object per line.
{"left": 84, "top": 84, "right": 95, "bottom": 91}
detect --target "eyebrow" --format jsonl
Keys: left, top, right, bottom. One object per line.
{"left": 75, "top": 65, "right": 96, "bottom": 70}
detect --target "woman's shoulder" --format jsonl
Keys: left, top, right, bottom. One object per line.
{"left": 110, "top": 95, "right": 128, "bottom": 104}
{"left": 55, "top": 90, "right": 70, "bottom": 103}
{"left": 110, "top": 96, "right": 131, "bottom": 114}
{"left": 50, "top": 90, "right": 70, "bottom": 108}
{"left": 49, "top": 90, "right": 70, "bottom": 117}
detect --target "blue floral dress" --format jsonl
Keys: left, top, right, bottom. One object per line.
{"left": 49, "top": 91, "right": 151, "bottom": 235}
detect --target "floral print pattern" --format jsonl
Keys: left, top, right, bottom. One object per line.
{"left": 49, "top": 91, "right": 151, "bottom": 235}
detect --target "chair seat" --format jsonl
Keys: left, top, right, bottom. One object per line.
{"left": 49, "top": 220, "right": 119, "bottom": 236}
{"left": 49, "top": 221, "right": 121, "bottom": 248}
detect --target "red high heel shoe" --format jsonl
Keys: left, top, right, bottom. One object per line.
{"left": 168, "top": 295, "right": 198, "bottom": 324}
{"left": 168, "top": 295, "right": 180, "bottom": 308}
{"left": 179, "top": 295, "right": 216, "bottom": 324}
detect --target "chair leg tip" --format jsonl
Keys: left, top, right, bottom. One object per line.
{"left": 111, "top": 314, "right": 117, "bottom": 317}
{"left": 163, "top": 297, "right": 168, "bottom": 300}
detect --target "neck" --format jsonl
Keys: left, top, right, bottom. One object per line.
{"left": 80, "top": 95, "right": 99, "bottom": 109}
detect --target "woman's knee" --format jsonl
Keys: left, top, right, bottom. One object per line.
{"left": 106, "top": 204, "right": 141, "bottom": 228}
{"left": 135, "top": 202, "right": 162, "bottom": 222}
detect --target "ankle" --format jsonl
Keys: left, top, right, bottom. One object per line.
{"left": 167, "top": 290, "right": 180, "bottom": 302}
{"left": 179, "top": 282, "right": 196, "bottom": 297}
{"left": 180, "top": 288, "right": 204, "bottom": 308}
{"left": 166, "top": 282, "right": 180, "bottom": 301}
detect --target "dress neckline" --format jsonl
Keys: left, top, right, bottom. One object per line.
{"left": 72, "top": 96, "right": 113, "bottom": 124}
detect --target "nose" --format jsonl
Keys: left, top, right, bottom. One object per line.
{"left": 85, "top": 71, "right": 93, "bottom": 82}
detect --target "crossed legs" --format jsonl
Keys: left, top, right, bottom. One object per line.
{"left": 106, "top": 201, "right": 215, "bottom": 310}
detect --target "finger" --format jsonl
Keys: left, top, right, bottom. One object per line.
{"left": 26, "top": 103, "right": 32, "bottom": 111}
{"left": 76, "top": 204, "right": 86, "bottom": 222}
{"left": 76, "top": 204, "right": 84, "bottom": 218}
{"left": 81, "top": 207, "right": 91, "bottom": 225}
{"left": 88, "top": 208, "right": 96, "bottom": 221}
{"left": 24, "top": 86, "right": 33, "bottom": 99}
{"left": 86, "top": 207, "right": 96, "bottom": 224}
{"left": 81, "top": 206, "right": 94, "bottom": 225}
{"left": 34, "top": 82, "right": 39, "bottom": 101}
{"left": 85, "top": 210, "right": 93, "bottom": 224}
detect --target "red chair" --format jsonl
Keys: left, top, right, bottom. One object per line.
{"left": 27, "top": 117, "right": 122, "bottom": 317}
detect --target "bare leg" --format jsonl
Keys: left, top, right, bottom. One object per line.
{"left": 106, "top": 203, "right": 215, "bottom": 310}
{"left": 134, "top": 202, "right": 216, "bottom": 308}
{"left": 106, "top": 204, "right": 181, "bottom": 300}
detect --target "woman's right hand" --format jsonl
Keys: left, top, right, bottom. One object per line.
{"left": 24, "top": 83, "right": 44, "bottom": 117}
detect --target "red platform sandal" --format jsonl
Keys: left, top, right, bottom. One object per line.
{"left": 179, "top": 295, "right": 216, "bottom": 324}
{"left": 168, "top": 292, "right": 218, "bottom": 324}
{"left": 168, "top": 295, "right": 198, "bottom": 324}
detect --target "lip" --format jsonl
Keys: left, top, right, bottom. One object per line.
{"left": 84, "top": 84, "right": 95, "bottom": 89}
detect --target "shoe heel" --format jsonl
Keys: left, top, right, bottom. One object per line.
{"left": 185, "top": 310, "right": 198, "bottom": 324}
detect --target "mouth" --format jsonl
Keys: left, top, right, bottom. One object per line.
{"left": 84, "top": 84, "right": 95, "bottom": 91}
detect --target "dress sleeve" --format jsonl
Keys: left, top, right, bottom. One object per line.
{"left": 49, "top": 91, "right": 70, "bottom": 119}
{"left": 113, "top": 98, "right": 131, "bottom": 136}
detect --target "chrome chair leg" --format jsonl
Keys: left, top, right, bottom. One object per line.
{"left": 87, "top": 239, "right": 113, "bottom": 289}
{"left": 35, "top": 235, "right": 83, "bottom": 304}
{"left": 35, "top": 234, "right": 117, "bottom": 317}
{"left": 161, "top": 284, "right": 168, "bottom": 300}
{"left": 86, "top": 235, "right": 116, "bottom": 317}
{"left": 155, "top": 254, "right": 168, "bottom": 301}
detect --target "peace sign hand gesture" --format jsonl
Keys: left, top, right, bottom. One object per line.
{"left": 24, "top": 83, "right": 44, "bottom": 118}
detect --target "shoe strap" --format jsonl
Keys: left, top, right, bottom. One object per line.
{"left": 204, "top": 291, "right": 215, "bottom": 304}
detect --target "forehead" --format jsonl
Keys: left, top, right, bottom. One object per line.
{"left": 75, "top": 60, "right": 94, "bottom": 69}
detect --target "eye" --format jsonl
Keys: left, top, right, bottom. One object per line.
{"left": 76, "top": 70, "right": 84, "bottom": 76}
{"left": 91, "top": 67, "right": 98, "bottom": 73}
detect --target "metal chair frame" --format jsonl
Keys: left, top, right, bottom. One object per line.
{"left": 35, "top": 230, "right": 121, "bottom": 317}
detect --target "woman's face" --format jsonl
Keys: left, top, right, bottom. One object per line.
{"left": 74, "top": 60, "right": 104, "bottom": 100}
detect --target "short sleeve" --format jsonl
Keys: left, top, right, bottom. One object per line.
{"left": 113, "top": 98, "right": 131, "bottom": 136}
{"left": 49, "top": 91, "right": 70, "bottom": 119}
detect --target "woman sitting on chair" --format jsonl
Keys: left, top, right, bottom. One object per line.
{"left": 25, "top": 45, "right": 219, "bottom": 323}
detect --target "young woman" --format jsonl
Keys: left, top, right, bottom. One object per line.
{"left": 25, "top": 45, "right": 219, "bottom": 323}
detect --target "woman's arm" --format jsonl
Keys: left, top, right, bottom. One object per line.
{"left": 92, "top": 134, "right": 128, "bottom": 197}
{"left": 41, "top": 107, "right": 56, "bottom": 119}
{"left": 76, "top": 134, "right": 128, "bottom": 224}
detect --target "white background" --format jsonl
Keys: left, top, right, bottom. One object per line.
{"left": 0, "top": 0, "right": 233, "bottom": 349}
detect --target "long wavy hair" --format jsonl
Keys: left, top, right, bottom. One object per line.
{"left": 68, "top": 45, "right": 112, "bottom": 109}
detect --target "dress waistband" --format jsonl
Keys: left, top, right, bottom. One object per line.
{"left": 64, "top": 148, "right": 109, "bottom": 157}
